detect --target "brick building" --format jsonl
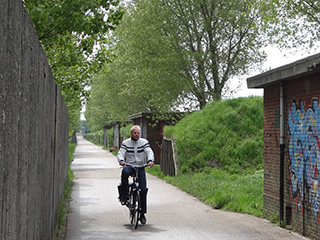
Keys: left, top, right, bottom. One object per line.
{"left": 128, "top": 112, "right": 184, "bottom": 164}
{"left": 247, "top": 53, "right": 320, "bottom": 239}
{"left": 129, "top": 112, "right": 165, "bottom": 164}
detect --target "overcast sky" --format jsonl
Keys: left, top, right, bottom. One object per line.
{"left": 233, "top": 46, "right": 319, "bottom": 98}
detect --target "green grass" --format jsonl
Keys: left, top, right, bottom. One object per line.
{"left": 147, "top": 165, "right": 263, "bottom": 216}
{"left": 164, "top": 96, "right": 264, "bottom": 174}
{"left": 56, "top": 142, "right": 76, "bottom": 239}
{"left": 147, "top": 97, "right": 265, "bottom": 217}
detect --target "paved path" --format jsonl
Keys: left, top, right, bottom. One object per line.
{"left": 65, "top": 136, "right": 308, "bottom": 240}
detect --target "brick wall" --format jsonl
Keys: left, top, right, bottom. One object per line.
{"left": 263, "top": 74, "right": 320, "bottom": 239}
{"left": 263, "top": 85, "right": 281, "bottom": 216}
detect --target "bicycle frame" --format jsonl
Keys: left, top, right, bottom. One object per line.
{"left": 125, "top": 164, "right": 148, "bottom": 229}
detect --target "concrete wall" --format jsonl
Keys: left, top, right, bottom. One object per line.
{"left": 0, "top": 0, "right": 69, "bottom": 239}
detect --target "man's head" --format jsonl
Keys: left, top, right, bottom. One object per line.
{"left": 130, "top": 125, "right": 141, "bottom": 141}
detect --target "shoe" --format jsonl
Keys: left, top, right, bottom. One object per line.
{"left": 120, "top": 195, "right": 128, "bottom": 205}
{"left": 140, "top": 213, "right": 146, "bottom": 224}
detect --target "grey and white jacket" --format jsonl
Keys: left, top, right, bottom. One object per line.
{"left": 117, "top": 137, "right": 154, "bottom": 166}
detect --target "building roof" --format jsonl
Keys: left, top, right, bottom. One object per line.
{"left": 247, "top": 52, "right": 320, "bottom": 89}
{"left": 128, "top": 112, "right": 152, "bottom": 120}
{"left": 103, "top": 120, "right": 131, "bottom": 129}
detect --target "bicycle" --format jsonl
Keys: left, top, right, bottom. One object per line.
{"left": 120, "top": 163, "right": 148, "bottom": 229}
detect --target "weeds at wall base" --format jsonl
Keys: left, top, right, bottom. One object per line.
{"left": 263, "top": 213, "right": 294, "bottom": 232}
{"left": 55, "top": 142, "right": 76, "bottom": 240}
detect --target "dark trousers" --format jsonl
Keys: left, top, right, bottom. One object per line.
{"left": 121, "top": 166, "right": 148, "bottom": 213}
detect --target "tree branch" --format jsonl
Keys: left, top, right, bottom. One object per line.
{"left": 39, "top": 11, "right": 76, "bottom": 40}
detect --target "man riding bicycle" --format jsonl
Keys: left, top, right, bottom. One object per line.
{"left": 117, "top": 125, "right": 154, "bottom": 224}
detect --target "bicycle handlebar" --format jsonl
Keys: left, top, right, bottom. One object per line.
{"left": 124, "top": 163, "right": 149, "bottom": 168}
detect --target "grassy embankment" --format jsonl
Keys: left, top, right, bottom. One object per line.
{"left": 147, "top": 96, "right": 264, "bottom": 217}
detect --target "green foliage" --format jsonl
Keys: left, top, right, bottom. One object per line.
{"left": 147, "top": 165, "right": 263, "bottom": 216}
{"left": 84, "top": 131, "right": 105, "bottom": 146}
{"left": 266, "top": 212, "right": 280, "bottom": 225}
{"left": 24, "top": 0, "right": 123, "bottom": 43}
{"left": 95, "top": 0, "right": 273, "bottom": 118}
{"left": 269, "top": 0, "right": 320, "bottom": 51}
{"left": 163, "top": 127, "right": 175, "bottom": 139}
{"left": 24, "top": 0, "right": 125, "bottom": 131}
{"left": 83, "top": 123, "right": 132, "bottom": 148}
{"left": 86, "top": 0, "right": 320, "bottom": 121}
{"left": 164, "top": 96, "right": 264, "bottom": 174}
{"left": 120, "top": 124, "right": 133, "bottom": 139}
{"left": 145, "top": 164, "right": 166, "bottom": 179}
{"left": 85, "top": 74, "right": 113, "bottom": 132}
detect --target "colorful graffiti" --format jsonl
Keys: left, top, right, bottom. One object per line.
{"left": 288, "top": 98, "right": 320, "bottom": 217}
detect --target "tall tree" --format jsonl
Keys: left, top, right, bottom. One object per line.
{"left": 270, "top": 0, "right": 320, "bottom": 50}
{"left": 85, "top": 57, "right": 162, "bottom": 126}
{"left": 86, "top": 10, "right": 189, "bottom": 124}
{"left": 101, "top": 0, "right": 278, "bottom": 113}
{"left": 24, "top": 0, "right": 124, "bottom": 131}
{"left": 85, "top": 74, "right": 112, "bottom": 132}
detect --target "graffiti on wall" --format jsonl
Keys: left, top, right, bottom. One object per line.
{"left": 288, "top": 98, "right": 320, "bottom": 218}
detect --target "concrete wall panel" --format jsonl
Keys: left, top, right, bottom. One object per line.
{"left": 0, "top": 0, "right": 69, "bottom": 239}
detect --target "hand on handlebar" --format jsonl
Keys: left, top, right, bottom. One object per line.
{"left": 148, "top": 161, "right": 154, "bottom": 168}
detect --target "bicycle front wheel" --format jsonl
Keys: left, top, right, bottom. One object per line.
{"left": 131, "top": 189, "right": 140, "bottom": 229}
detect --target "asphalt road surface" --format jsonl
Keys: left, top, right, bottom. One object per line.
{"left": 65, "top": 136, "right": 308, "bottom": 240}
